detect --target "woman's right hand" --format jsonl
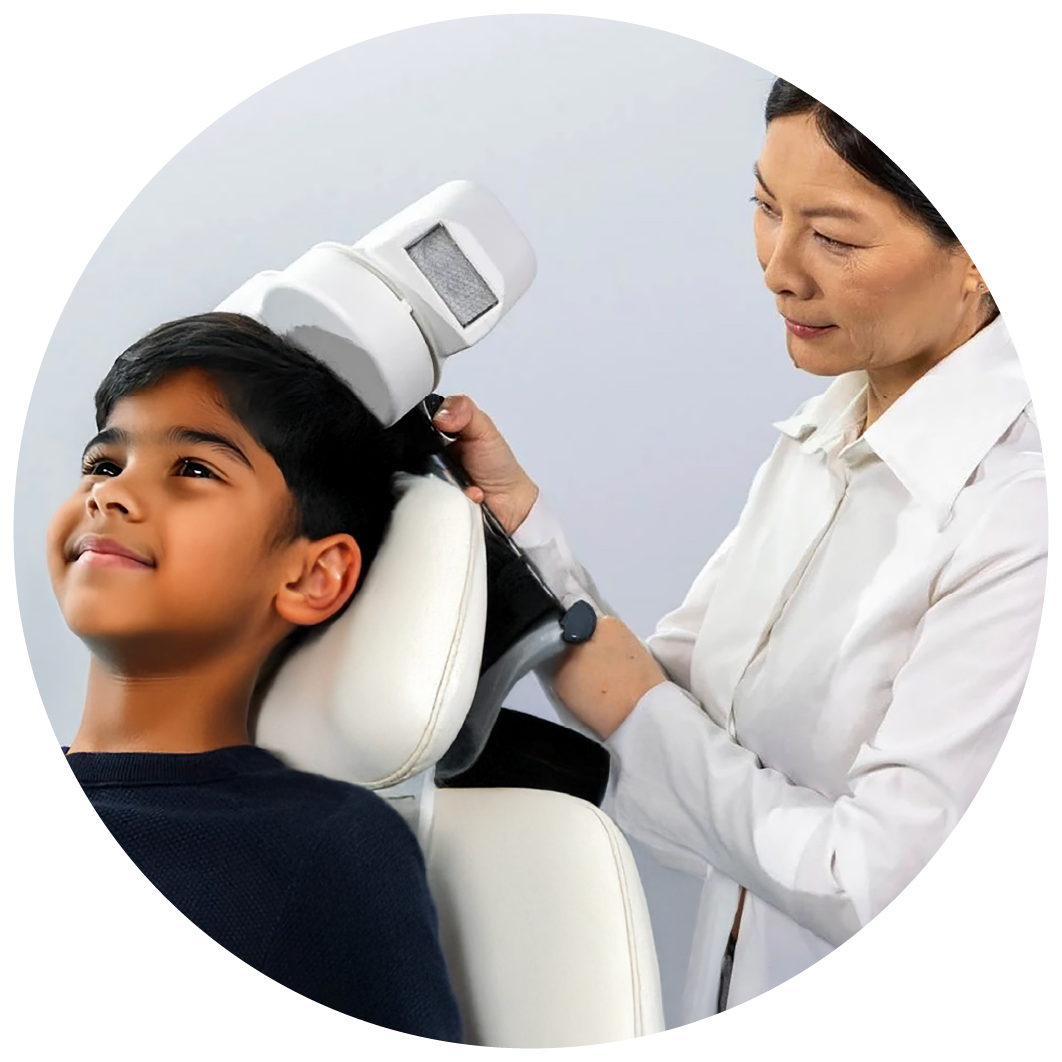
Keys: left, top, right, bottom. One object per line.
{"left": 432, "top": 394, "right": 539, "bottom": 536}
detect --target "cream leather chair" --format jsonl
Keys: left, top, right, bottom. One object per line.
{"left": 255, "top": 474, "right": 664, "bottom": 1047}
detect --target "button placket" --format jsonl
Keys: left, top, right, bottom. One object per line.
{"left": 725, "top": 456, "right": 850, "bottom": 742}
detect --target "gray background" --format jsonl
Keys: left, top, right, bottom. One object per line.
{"left": 15, "top": 14, "right": 823, "bottom": 1027}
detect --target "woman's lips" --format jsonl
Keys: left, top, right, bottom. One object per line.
{"left": 784, "top": 317, "right": 837, "bottom": 339}
{"left": 72, "top": 535, "right": 154, "bottom": 569}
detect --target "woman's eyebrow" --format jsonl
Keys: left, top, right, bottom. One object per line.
{"left": 167, "top": 426, "right": 254, "bottom": 469}
{"left": 802, "top": 203, "right": 866, "bottom": 222}
{"left": 753, "top": 162, "right": 866, "bottom": 222}
{"left": 753, "top": 162, "right": 775, "bottom": 199}
{"left": 82, "top": 426, "right": 127, "bottom": 458}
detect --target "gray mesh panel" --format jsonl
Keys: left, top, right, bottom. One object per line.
{"left": 406, "top": 224, "right": 499, "bottom": 327}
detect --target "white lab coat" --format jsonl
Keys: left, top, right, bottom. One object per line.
{"left": 512, "top": 315, "right": 1047, "bottom": 1021}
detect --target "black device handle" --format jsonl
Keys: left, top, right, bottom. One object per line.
{"left": 414, "top": 395, "right": 597, "bottom": 662}
{"left": 412, "top": 395, "right": 602, "bottom": 783}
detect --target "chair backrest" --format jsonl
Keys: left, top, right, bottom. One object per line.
{"left": 256, "top": 473, "right": 486, "bottom": 792}
{"left": 428, "top": 787, "right": 662, "bottom": 1046}
{"left": 256, "top": 474, "right": 664, "bottom": 1045}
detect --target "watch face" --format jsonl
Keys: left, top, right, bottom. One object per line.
{"left": 406, "top": 223, "right": 499, "bottom": 327}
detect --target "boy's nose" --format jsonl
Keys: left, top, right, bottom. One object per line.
{"left": 87, "top": 477, "right": 140, "bottom": 518}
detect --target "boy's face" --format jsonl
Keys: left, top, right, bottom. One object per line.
{"left": 47, "top": 368, "right": 303, "bottom": 671}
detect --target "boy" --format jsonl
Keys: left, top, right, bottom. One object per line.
{"left": 47, "top": 312, "right": 462, "bottom": 1041}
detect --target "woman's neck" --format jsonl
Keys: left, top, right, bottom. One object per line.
{"left": 863, "top": 365, "right": 923, "bottom": 430}
{"left": 863, "top": 314, "right": 990, "bottom": 430}
{"left": 68, "top": 654, "right": 260, "bottom": 754}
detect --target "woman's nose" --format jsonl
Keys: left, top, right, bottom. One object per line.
{"left": 760, "top": 230, "right": 815, "bottom": 300}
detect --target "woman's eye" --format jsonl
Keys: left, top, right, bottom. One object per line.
{"left": 177, "top": 459, "right": 215, "bottom": 479}
{"left": 814, "top": 231, "right": 855, "bottom": 251}
{"left": 82, "top": 458, "right": 121, "bottom": 477}
{"left": 750, "top": 194, "right": 778, "bottom": 218}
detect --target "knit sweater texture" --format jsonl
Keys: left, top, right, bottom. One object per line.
{"left": 66, "top": 744, "right": 462, "bottom": 1041}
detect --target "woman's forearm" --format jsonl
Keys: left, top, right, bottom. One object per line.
{"left": 549, "top": 616, "right": 669, "bottom": 738}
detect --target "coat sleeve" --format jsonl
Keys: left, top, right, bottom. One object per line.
{"left": 512, "top": 444, "right": 778, "bottom": 673}
{"left": 605, "top": 472, "right": 1048, "bottom": 945}
{"left": 511, "top": 495, "right": 617, "bottom": 616}
{"left": 512, "top": 493, "right": 739, "bottom": 743}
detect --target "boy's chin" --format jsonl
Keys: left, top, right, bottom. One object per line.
{"left": 75, "top": 626, "right": 229, "bottom": 676}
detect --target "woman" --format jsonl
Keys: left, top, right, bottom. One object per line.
{"left": 433, "top": 79, "right": 1047, "bottom": 1020}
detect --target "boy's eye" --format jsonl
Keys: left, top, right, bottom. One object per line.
{"left": 82, "top": 457, "right": 122, "bottom": 477}
{"left": 177, "top": 459, "right": 215, "bottom": 479}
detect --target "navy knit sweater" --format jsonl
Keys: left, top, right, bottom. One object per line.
{"left": 66, "top": 744, "right": 462, "bottom": 1041}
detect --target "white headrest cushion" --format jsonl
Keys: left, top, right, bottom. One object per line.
{"left": 256, "top": 473, "right": 487, "bottom": 788}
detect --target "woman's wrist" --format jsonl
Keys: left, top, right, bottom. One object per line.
{"left": 507, "top": 480, "right": 540, "bottom": 535}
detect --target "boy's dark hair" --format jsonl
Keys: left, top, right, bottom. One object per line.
{"left": 95, "top": 311, "right": 441, "bottom": 627}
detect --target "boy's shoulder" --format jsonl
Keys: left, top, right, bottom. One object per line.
{"left": 67, "top": 744, "right": 419, "bottom": 863}
{"left": 258, "top": 754, "right": 424, "bottom": 866}
{"left": 260, "top": 758, "right": 440, "bottom": 940}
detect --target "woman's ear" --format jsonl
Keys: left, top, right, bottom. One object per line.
{"left": 962, "top": 257, "right": 988, "bottom": 298}
{"left": 275, "top": 534, "right": 362, "bottom": 628}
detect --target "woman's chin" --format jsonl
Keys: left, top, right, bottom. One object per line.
{"left": 785, "top": 332, "right": 856, "bottom": 377}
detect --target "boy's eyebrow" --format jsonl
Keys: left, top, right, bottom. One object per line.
{"left": 81, "top": 425, "right": 254, "bottom": 470}
{"left": 167, "top": 427, "right": 254, "bottom": 470}
{"left": 82, "top": 426, "right": 127, "bottom": 458}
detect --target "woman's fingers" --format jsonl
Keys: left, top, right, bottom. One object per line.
{"left": 432, "top": 394, "right": 477, "bottom": 436}
{"left": 431, "top": 395, "right": 463, "bottom": 429}
{"left": 436, "top": 394, "right": 505, "bottom": 444}
{"left": 432, "top": 392, "right": 539, "bottom": 535}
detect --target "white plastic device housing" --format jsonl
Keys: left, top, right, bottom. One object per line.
{"left": 214, "top": 181, "right": 536, "bottom": 426}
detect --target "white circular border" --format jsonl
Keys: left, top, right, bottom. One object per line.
{"left": 3, "top": 2, "right": 1055, "bottom": 1058}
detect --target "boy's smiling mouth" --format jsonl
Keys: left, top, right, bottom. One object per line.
{"left": 71, "top": 534, "right": 156, "bottom": 569}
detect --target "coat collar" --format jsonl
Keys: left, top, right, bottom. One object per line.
{"left": 773, "top": 317, "right": 1030, "bottom": 529}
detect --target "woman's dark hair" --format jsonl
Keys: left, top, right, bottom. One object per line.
{"left": 95, "top": 311, "right": 441, "bottom": 613}
{"left": 765, "top": 79, "right": 956, "bottom": 244}
{"left": 765, "top": 79, "right": 996, "bottom": 319}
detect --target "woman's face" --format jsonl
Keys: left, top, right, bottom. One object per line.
{"left": 752, "top": 113, "right": 985, "bottom": 379}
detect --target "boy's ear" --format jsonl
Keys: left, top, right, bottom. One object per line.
{"left": 275, "top": 534, "right": 362, "bottom": 628}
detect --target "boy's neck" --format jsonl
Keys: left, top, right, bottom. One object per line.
{"left": 68, "top": 654, "right": 259, "bottom": 754}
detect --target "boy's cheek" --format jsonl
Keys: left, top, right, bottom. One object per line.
{"left": 179, "top": 514, "right": 278, "bottom": 582}
{"left": 45, "top": 501, "right": 78, "bottom": 589}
